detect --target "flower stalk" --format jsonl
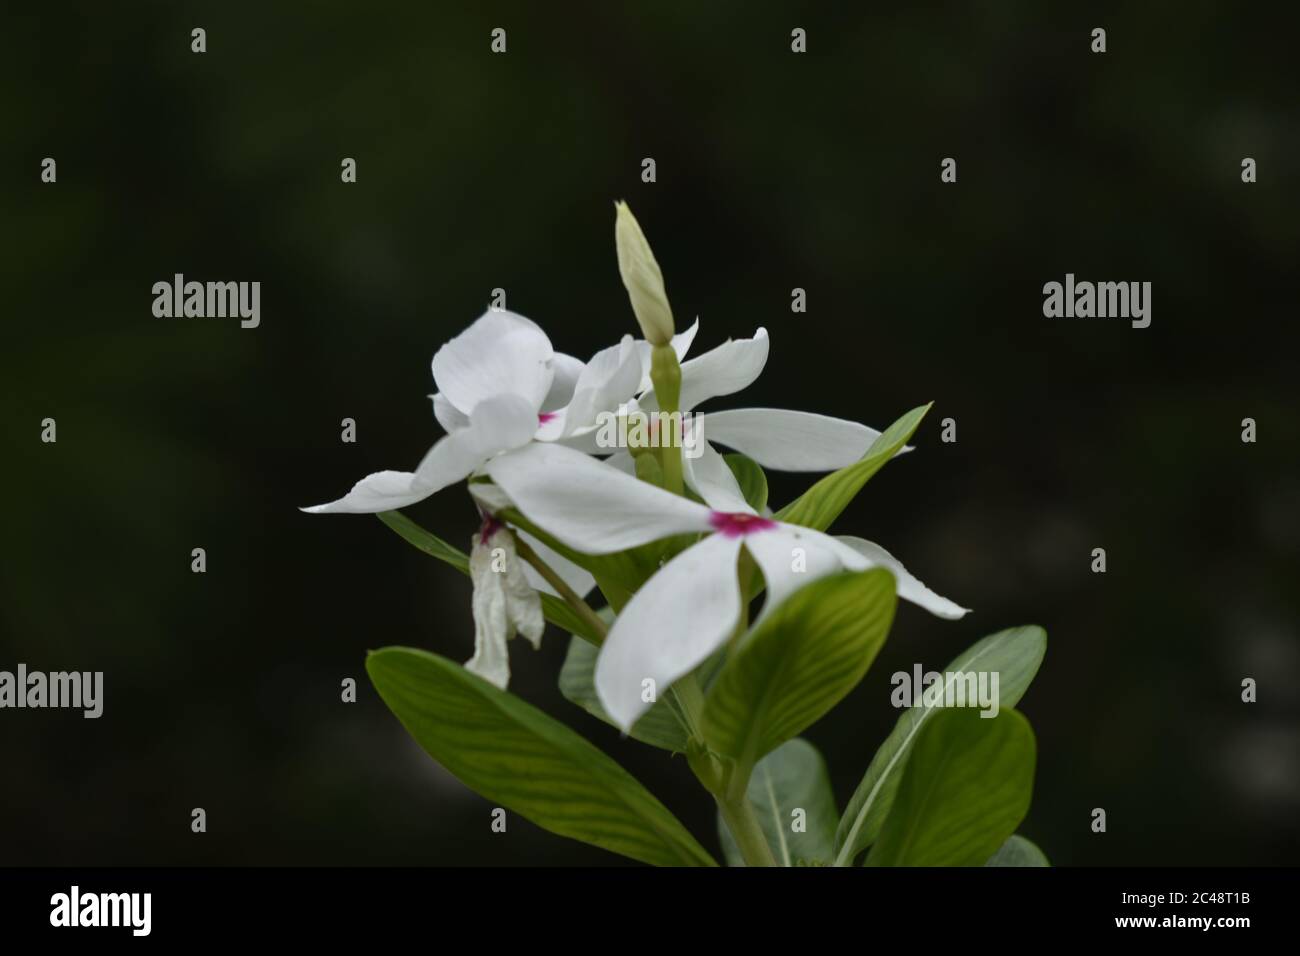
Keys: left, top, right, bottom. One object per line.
{"left": 512, "top": 534, "right": 608, "bottom": 645}
{"left": 649, "top": 343, "right": 684, "bottom": 495}
{"left": 674, "top": 670, "right": 774, "bottom": 867}
{"left": 718, "top": 785, "right": 778, "bottom": 868}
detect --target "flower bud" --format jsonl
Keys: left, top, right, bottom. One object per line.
{"left": 614, "top": 201, "right": 674, "bottom": 346}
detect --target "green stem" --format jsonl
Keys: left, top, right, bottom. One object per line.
{"left": 674, "top": 670, "right": 775, "bottom": 867}
{"left": 649, "top": 344, "right": 684, "bottom": 496}
{"left": 717, "top": 790, "right": 778, "bottom": 868}
{"left": 512, "top": 535, "right": 608, "bottom": 644}
{"left": 657, "top": 437, "right": 684, "bottom": 497}
{"left": 727, "top": 553, "right": 755, "bottom": 654}
{"left": 670, "top": 674, "right": 708, "bottom": 739}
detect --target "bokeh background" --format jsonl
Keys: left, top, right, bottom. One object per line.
{"left": 3, "top": 2, "right": 1297, "bottom": 866}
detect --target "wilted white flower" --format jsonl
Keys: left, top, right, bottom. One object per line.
{"left": 465, "top": 518, "right": 544, "bottom": 689}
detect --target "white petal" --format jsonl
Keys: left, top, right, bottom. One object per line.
{"left": 535, "top": 336, "right": 642, "bottom": 441}
{"left": 305, "top": 394, "right": 538, "bottom": 515}
{"left": 431, "top": 310, "right": 554, "bottom": 415}
{"left": 516, "top": 528, "right": 597, "bottom": 600}
{"left": 595, "top": 533, "right": 743, "bottom": 729}
{"left": 603, "top": 450, "right": 636, "bottom": 475}
{"left": 836, "top": 536, "right": 970, "bottom": 619}
{"left": 682, "top": 436, "right": 752, "bottom": 513}
{"left": 673, "top": 318, "right": 700, "bottom": 360}
{"left": 431, "top": 393, "right": 470, "bottom": 433}
{"left": 300, "top": 470, "right": 437, "bottom": 515}
{"left": 484, "top": 442, "right": 712, "bottom": 553}
{"left": 467, "top": 481, "right": 513, "bottom": 514}
{"left": 743, "top": 526, "right": 863, "bottom": 622}
{"left": 541, "top": 352, "right": 585, "bottom": 412}
{"left": 675, "top": 327, "right": 769, "bottom": 412}
{"left": 704, "top": 408, "right": 885, "bottom": 471}
{"left": 636, "top": 317, "right": 700, "bottom": 392}
{"left": 553, "top": 429, "right": 609, "bottom": 455}
{"left": 414, "top": 393, "right": 538, "bottom": 489}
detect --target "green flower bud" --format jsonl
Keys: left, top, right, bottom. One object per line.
{"left": 614, "top": 201, "right": 675, "bottom": 346}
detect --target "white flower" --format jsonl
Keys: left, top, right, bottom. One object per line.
{"left": 484, "top": 443, "right": 967, "bottom": 730}
{"left": 302, "top": 308, "right": 686, "bottom": 685}
{"left": 621, "top": 327, "right": 907, "bottom": 509}
{"left": 465, "top": 520, "right": 544, "bottom": 689}
{"left": 302, "top": 309, "right": 647, "bottom": 514}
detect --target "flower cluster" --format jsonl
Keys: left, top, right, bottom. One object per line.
{"left": 307, "top": 204, "right": 1045, "bottom": 869}
{"left": 305, "top": 203, "right": 966, "bottom": 713}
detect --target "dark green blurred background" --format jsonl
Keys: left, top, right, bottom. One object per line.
{"left": 3, "top": 2, "right": 1297, "bottom": 865}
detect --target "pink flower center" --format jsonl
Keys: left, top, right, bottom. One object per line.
{"left": 537, "top": 411, "right": 558, "bottom": 425}
{"left": 478, "top": 514, "right": 504, "bottom": 545}
{"left": 709, "top": 511, "right": 777, "bottom": 538}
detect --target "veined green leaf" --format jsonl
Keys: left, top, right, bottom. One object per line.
{"left": 703, "top": 569, "right": 897, "bottom": 772}
{"left": 834, "top": 625, "right": 1047, "bottom": 864}
{"left": 367, "top": 647, "right": 716, "bottom": 867}
{"left": 866, "top": 707, "right": 1035, "bottom": 867}
{"left": 774, "top": 403, "right": 931, "bottom": 531}
{"left": 559, "top": 634, "right": 689, "bottom": 752}
{"left": 985, "top": 834, "right": 1050, "bottom": 866}
{"left": 724, "top": 453, "right": 769, "bottom": 514}
{"left": 717, "top": 739, "right": 838, "bottom": 867}
{"left": 376, "top": 510, "right": 602, "bottom": 644}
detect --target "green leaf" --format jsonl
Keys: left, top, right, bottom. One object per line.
{"left": 774, "top": 403, "right": 931, "bottom": 531}
{"left": 985, "top": 834, "right": 1050, "bottom": 867}
{"left": 559, "top": 634, "right": 689, "bottom": 752}
{"left": 703, "top": 569, "right": 897, "bottom": 770}
{"left": 724, "top": 453, "right": 769, "bottom": 513}
{"left": 866, "top": 707, "right": 1035, "bottom": 867}
{"left": 537, "top": 595, "right": 603, "bottom": 645}
{"left": 377, "top": 510, "right": 468, "bottom": 572}
{"left": 717, "top": 739, "right": 838, "bottom": 867}
{"left": 377, "top": 510, "right": 602, "bottom": 644}
{"left": 367, "top": 647, "right": 716, "bottom": 867}
{"left": 834, "top": 625, "right": 1047, "bottom": 864}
